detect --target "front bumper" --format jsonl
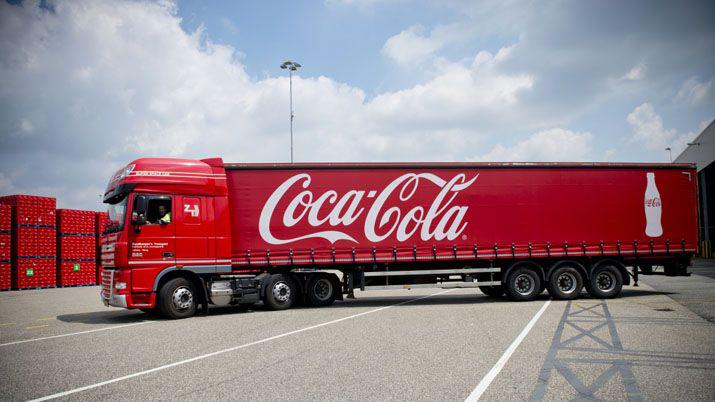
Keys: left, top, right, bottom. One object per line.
{"left": 101, "top": 293, "right": 128, "bottom": 308}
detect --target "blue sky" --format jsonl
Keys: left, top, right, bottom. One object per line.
{"left": 177, "top": 1, "right": 470, "bottom": 94}
{"left": 0, "top": 0, "right": 714, "bottom": 209}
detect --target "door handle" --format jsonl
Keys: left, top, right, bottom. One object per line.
{"left": 163, "top": 252, "right": 174, "bottom": 258}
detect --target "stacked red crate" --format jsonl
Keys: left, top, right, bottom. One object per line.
{"left": 94, "top": 212, "right": 109, "bottom": 284}
{"left": 0, "top": 195, "right": 56, "bottom": 289}
{"left": 0, "top": 204, "right": 11, "bottom": 290}
{"left": 57, "top": 209, "right": 97, "bottom": 286}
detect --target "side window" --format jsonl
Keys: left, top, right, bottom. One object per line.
{"left": 147, "top": 197, "right": 172, "bottom": 225}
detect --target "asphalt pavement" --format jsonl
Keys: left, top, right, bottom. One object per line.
{"left": 0, "top": 261, "right": 714, "bottom": 401}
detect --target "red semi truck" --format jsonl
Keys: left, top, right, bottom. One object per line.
{"left": 100, "top": 158, "right": 698, "bottom": 318}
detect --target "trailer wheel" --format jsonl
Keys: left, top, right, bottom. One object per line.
{"left": 479, "top": 286, "right": 504, "bottom": 298}
{"left": 547, "top": 265, "right": 583, "bottom": 300}
{"left": 586, "top": 264, "right": 622, "bottom": 299}
{"left": 505, "top": 267, "right": 542, "bottom": 301}
{"left": 264, "top": 274, "right": 297, "bottom": 310}
{"left": 158, "top": 277, "right": 197, "bottom": 319}
{"left": 306, "top": 274, "right": 337, "bottom": 307}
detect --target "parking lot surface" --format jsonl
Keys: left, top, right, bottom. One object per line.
{"left": 1, "top": 262, "right": 714, "bottom": 401}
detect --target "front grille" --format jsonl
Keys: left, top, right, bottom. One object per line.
{"left": 101, "top": 270, "right": 114, "bottom": 300}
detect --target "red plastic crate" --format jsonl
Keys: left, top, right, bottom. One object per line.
{"left": 14, "top": 258, "right": 55, "bottom": 289}
{"left": 0, "top": 262, "right": 10, "bottom": 291}
{"left": 0, "top": 195, "right": 56, "bottom": 227}
{"left": 57, "top": 209, "right": 96, "bottom": 233}
{"left": 0, "top": 204, "right": 10, "bottom": 231}
{"left": 95, "top": 212, "right": 109, "bottom": 284}
{"left": 57, "top": 209, "right": 97, "bottom": 286}
{"left": 57, "top": 260, "right": 96, "bottom": 287}
{"left": 0, "top": 195, "right": 57, "bottom": 289}
{"left": 0, "top": 233, "right": 9, "bottom": 262}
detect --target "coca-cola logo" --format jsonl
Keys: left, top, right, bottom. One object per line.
{"left": 259, "top": 172, "right": 479, "bottom": 245}
{"left": 645, "top": 197, "right": 661, "bottom": 207}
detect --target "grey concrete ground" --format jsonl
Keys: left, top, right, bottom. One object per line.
{"left": 0, "top": 262, "right": 713, "bottom": 401}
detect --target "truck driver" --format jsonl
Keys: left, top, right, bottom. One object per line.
{"left": 157, "top": 204, "right": 171, "bottom": 224}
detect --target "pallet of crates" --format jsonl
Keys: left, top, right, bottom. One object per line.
{"left": 95, "top": 211, "right": 108, "bottom": 284}
{"left": 57, "top": 209, "right": 97, "bottom": 287}
{"left": 0, "top": 204, "right": 11, "bottom": 290}
{"left": 0, "top": 195, "right": 56, "bottom": 289}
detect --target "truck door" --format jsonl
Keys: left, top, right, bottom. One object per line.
{"left": 129, "top": 194, "right": 176, "bottom": 292}
{"left": 175, "top": 196, "right": 213, "bottom": 264}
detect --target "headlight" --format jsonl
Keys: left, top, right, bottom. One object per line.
{"left": 115, "top": 282, "right": 127, "bottom": 290}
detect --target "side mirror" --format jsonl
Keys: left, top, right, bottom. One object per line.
{"left": 132, "top": 195, "right": 148, "bottom": 228}
{"left": 131, "top": 211, "right": 147, "bottom": 225}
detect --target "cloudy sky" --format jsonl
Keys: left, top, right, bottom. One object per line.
{"left": 0, "top": 0, "right": 713, "bottom": 210}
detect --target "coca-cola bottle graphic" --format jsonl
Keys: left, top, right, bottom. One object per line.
{"left": 644, "top": 172, "right": 663, "bottom": 237}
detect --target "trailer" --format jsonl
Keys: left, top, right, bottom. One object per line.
{"left": 99, "top": 158, "right": 698, "bottom": 318}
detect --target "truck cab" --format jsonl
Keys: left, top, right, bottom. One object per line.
{"left": 100, "top": 158, "right": 235, "bottom": 315}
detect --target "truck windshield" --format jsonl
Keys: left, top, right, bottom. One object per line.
{"left": 106, "top": 194, "right": 128, "bottom": 232}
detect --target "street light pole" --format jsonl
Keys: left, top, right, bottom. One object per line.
{"left": 280, "top": 60, "right": 301, "bottom": 163}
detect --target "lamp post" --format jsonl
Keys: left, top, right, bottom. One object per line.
{"left": 280, "top": 60, "right": 301, "bottom": 163}
{"left": 665, "top": 147, "right": 672, "bottom": 163}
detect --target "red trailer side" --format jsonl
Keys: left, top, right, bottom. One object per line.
{"left": 225, "top": 164, "right": 698, "bottom": 266}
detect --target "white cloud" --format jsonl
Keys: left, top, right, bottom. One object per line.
{"left": 626, "top": 103, "right": 707, "bottom": 159}
{"left": 0, "top": 0, "right": 534, "bottom": 209}
{"left": 382, "top": 23, "right": 471, "bottom": 65}
{"left": 626, "top": 103, "right": 675, "bottom": 151}
{"left": 676, "top": 76, "right": 713, "bottom": 105}
{"left": 473, "top": 128, "right": 593, "bottom": 162}
{"left": 370, "top": 45, "right": 533, "bottom": 125}
{"left": 622, "top": 63, "right": 645, "bottom": 80}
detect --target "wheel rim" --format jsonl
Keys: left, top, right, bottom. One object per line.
{"left": 514, "top": 274, "right": 535, "bottom": 295}
{"left": 596, "top": 271, "right": 615, "bottom": 292}
{"left": 557, "top": 272, "right": 578, "bottom": 294}
{"left": 313, "top": 279, "right": 333, "bottom": 301}
{"left": 172, "top": 286, "right": 193, "bottom": 310}
{"left": 272, "top": 281, "right": 291, "bottom": 303}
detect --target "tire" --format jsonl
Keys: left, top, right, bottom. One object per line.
{"left": 505, "top": 267, "right": 542, "bottom": 301}
{"left": 158, "top": 277, "right": 197, "bottom": 319}
{"left": 479, "top": 285, "right": 504, "bottom": 298}
{"left": 547, "top": 265, "right": 583, "bottom": 300}
{"left": 263, "top": 274, "right": 297, "bottom": 310}
{"left": 586, "top": 264, "right": 623, "bottom": 299}
{"left": 306, "top": 274, "right": 337, "bottom": 307}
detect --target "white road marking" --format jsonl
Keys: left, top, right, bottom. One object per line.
{"left": 465, "top": 299, "right": 552, "bottom": 402}
{"left": 30, "top": 289, "right": 454, "bottom": 401}
{"left": 0, "top": 321, "right": 153, "bottom": 347}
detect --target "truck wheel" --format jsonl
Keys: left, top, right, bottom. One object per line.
{"left": 158, "top": 277, "right": 197, "bottom": 319}
{"left": 264, "top": 274, "right": 297, "bottom": 310}
{"left": 586, "top": 264, "right": 622, "bottom": 299}
{"left": 479, "top": 285, "right": 504, "bottom": 298}
{"left": 505, "top": 267, "right": 542, "bottom": 301}
{"left": 547, "top": 266, "right": 583, "bottom": 300}
{"left": 306, "top": 274, "right": 337, "bottom": 307}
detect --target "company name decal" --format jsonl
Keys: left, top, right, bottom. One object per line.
{"left": 259, "top": 173, "right": 478, "bottom": 244}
